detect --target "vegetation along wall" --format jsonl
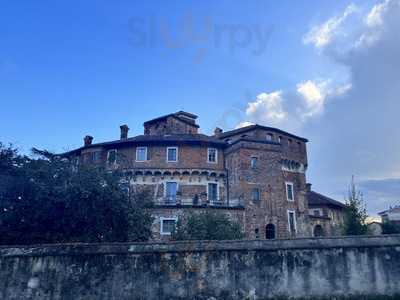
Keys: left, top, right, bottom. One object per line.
{"left": 1, "top": 236, "right": 400, "bottom": 300}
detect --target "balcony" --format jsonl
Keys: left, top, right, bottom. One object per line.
{"left": 154, "top": 196, "right": 244, "bottom": 209}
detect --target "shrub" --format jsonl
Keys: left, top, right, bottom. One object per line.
{"left": 172, "top": 210, "right": 244, "bottom": 241}
{"left": 0, "top": 144, "right": 153, "bottom": 245}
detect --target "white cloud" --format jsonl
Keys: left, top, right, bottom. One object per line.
{"left": 238, "top": 79, "right": 351, "bottom": 130}
{"left": 301, "top": 0, "right": 400, "bottom": 214}
{"left": 232, "top": 0, "right": 398, "bottom": 214}
{"left": 366, "top": 0, "right": 390, "bottom": 27}
{"left": 297, "top": 80, "right": 352, "bottom": 119}
{"left": 297, "top": 80, "right": 328, "bottom": 118}
{"left": 235, "top": 121, "right": 254, "bottom": 129}
{"left": 332, "top": 83, "right": 352, "bottom": 96}
{"left": 244, "top": 91, "right": 288, "bottom": 125}
{"left": 303, "top": 4, "right": 358, "bottom": 49}
{"left": 356, "top": 0, "right": 399, "bottom": 48}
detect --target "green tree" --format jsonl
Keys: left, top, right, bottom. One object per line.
{"left": 0, "top": 144, "right": 153, "bottom": 245}
{"left": 172, "top": 210, "right": 244, "bottom": 241}
{"left": 343, "top": 176, "right": 368, "bottom": 235}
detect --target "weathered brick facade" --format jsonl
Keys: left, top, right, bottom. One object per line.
{"left": 64, "top": 111, "right": 344, "bottom": 240}
{"left": 307, "top": 184, "right": 345, "bottom": 236}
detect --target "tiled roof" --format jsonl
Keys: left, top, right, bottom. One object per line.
{"left": 62, "top": 134, "right": 226, "bottom": 155}
{"left": 218, "top": 125, "right": 308, "bottom": 142}
{"left": 378, "top": 206, "right": 400, "bottom": 215}
{"left": 307, "top": 191, "right": 346, "bottom": 209}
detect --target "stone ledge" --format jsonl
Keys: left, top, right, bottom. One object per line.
{"left": 0, "top": 235, "right": 400, "bottom": 258}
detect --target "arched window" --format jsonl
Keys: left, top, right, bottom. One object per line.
{"left": 314, "top": 225, "right": 324, "bottom": 237}
{"left": 266, "top": 224, "right": 276, "bottom": 239}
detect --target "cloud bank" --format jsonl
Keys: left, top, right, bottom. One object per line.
{"left": 238, "top": 0, "right": 400, "bottom": 213}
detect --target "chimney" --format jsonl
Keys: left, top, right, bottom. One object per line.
{"left": 84, "top": 135, "right": 93, "bottom": 146}
{"left": 214, "top": 127, "right": 223, "bottom": 136}
{"left": 306, "top": 183, "right": 312, "bottom": 192}
{"left": 120, "top": 125, "right": 129, "bottom": 139}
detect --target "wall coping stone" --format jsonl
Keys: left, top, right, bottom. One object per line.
{"left": 0, "top": 235, "right": 399, "bottom": 258}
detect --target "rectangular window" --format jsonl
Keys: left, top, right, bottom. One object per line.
{"left": 207, "top": 148, "right": 217, "bottom": 163}
{"left": 165, "top": 182, "right": 178, "bottom": 204}
{"left": 313, "top": 209, "right": 321, "bottom": 216}
{"left": 73, "top": 157, "right": 79, "bottom": 166}
{"left": 208, "top": 183, "right": 218, "bottom": 202}
{"left": 266, "top": 133, "right": 273, "bottom": 141}
{"left": 286, "top": 182, "right": 294, "bottom": 201}
{"left": 91, "top": 151, "right": 101, "bottom": 162}
{"left": 167, "top": 147, "right": 178, "bottom": 162}
{"left": 251, "top": 157, "right": 258, "bottom": 169}
{"left": 252, "top": 188, "right": 261, "bottom": 201}
{"left": 160, "top": 217, "right": 177, "bottom": 235}
{"left": 107, "top": 149, "right": 117, "bottom": 164}
{"left": 72, "top": 157, "right": 79, "bottom": 172}
{"left": 136, "top": 147, "right": 148, "bottom": 162}
{"left": 287, "top": 210, "right": 297, "bottom": 234}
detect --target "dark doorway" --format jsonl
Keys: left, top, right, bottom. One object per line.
{"left": 314, "top": 225, "right": 324, "bottom": 237}
{"left": 265, "top": 224, "right": 275, "bottom": 239}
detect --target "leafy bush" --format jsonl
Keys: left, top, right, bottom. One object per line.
{"left": 0, "top": 144, "right": 153, "bottom": 245}
{"left": 172, "top": 210, "right": 244, "bottom": 241}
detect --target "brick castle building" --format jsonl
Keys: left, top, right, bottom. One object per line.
{"left": 64, "top": 111, "right": 344, "bottom": 240}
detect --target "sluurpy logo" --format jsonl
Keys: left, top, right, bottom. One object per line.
{"left": 209, "top": 89, "right": 255, "bottom": 133}
{"left": 128, "top": 11, "right": 274, "bottom": 64}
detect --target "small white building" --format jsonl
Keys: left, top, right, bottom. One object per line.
{"left": 378, "top": 206, "right": 400, "bottom": 223}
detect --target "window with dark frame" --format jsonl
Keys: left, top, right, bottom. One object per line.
{"left": 255, "top": 228, "right": 260, "bottom": 239}
{"left": 165, "top": 182, "right": 178, "bottom": 204}
{"left": 288, "top": 211, "right": 296, "bottom": 234}
{"left": 136, "top": 147, "right": 147, "bottom": 161}
{"left": 208, "top": 148, "right": 217, "bottom": 163}
{"left": 167, "top": 147, "right": 178, "bottom": 162}
{"left": 91, "top": 151, "right": 101, "bottom": 162}
{"left": 251, "top": 157, "right": 258, "bottom": 169}
{"left": 252, "top": 188, "right": 261, "bottom": 201}
{"left": 208, "top": 183, "right": 218, "bottom": 202}
{"left": 266, "top": 224, "right": 276, "bottom": 239}
{"left": 161, "top": 218, "right": 177, "bottom": 235}
{"left": 107, "top": 149, "right": 117, "bottom": 164}
{"left": 286, "top": 182, "right": 294, "bottom": 201}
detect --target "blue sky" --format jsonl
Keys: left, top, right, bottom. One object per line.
{"left": 1, "top": 0, "right": 399, "bottom": 214}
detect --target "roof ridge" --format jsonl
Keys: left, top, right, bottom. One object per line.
{"left": 219, "top": 124, "right": 308, "bottom": 142}
{"left": 308, "top": 190, "right": 346, "bottom": 208}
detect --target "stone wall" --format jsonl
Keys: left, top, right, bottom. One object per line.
{"left": 1, "top": 235, "right": 400, "bottom": 299}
